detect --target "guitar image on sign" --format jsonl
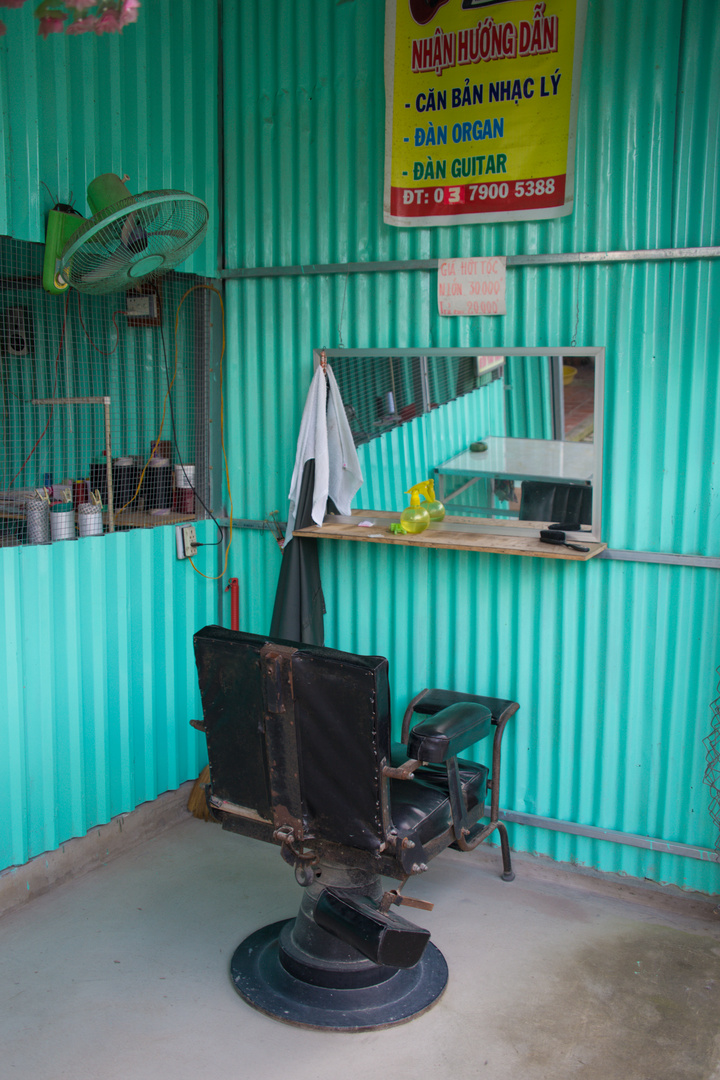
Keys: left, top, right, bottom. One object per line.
{"left": 408, "top": 0, "right": 450, "bottom": 25}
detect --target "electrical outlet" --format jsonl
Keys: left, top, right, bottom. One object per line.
{"left": 182, "top": 526, "right": 198, "bottom": 558}
{"left": 126, "top": 294, "right": 157, "bottom": 319}
{"left": 176, "top": 525, "right": 198, "bottom": 559}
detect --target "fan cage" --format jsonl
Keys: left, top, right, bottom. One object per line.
{"left": 60, "top": 191, "right": 210, "bottom": 296}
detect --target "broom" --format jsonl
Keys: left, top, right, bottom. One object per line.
{"left": 187, "top": 764, "right": 217, "bottom": 821}
{"left": 189, "top": 582, "right": 240, "bottom": 822}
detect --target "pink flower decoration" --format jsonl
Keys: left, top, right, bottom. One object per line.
{"left": 0, "top": 1, "right": 28, "bottom": 9}
{"left": 120, "top": 0, "right": 139, "bottom": 23}
{"left": 65, "top": 14, "right": 97, "bottom": 32}
{"left": 38, "top": 11, "right": 67, "bottom": 36}
{"left": 93, "top": 8, "right": 122, "bottom": 33}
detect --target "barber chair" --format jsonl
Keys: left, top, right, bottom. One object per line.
{"left": 192, "top": 626, "right": 519, "bottom": 1031}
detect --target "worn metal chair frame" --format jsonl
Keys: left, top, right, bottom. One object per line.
{"left": 397, "top": 688, "right": 518, "bottom": 881}
{"left": 200, "top": 640, "right": 518, "bottom": 886}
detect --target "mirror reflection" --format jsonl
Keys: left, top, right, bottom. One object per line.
{"left": 437, "top": 355, "right": 596, "bottom": 524}
{"left": 324, "top": 348, "right": 603, "bottom": 540}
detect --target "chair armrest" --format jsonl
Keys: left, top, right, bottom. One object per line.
{"left": 402, "top": 688, "right": 518, "bottom": 744}
{"left": 407, "top": 702, "right": 492, "bottom": 764}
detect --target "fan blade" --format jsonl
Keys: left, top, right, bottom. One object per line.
{"left": 78, "top": 246, "right": 132, "bottom": 284}
{"left": 120, "top": 211, "right": 148, "bottom": 255}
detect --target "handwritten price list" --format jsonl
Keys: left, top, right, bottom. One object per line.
{"left": 438, "top": 256, "right": 507, "bottom": 316}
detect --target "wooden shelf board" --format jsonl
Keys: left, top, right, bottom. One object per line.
{"left": 293, "top": 510, "right": 606, "bottom": 561}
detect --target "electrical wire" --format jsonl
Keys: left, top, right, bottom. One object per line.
{"left": 114, "top": 288, "right": 198, "bottom": 515}
{"left": 158, "top": 313, "right": 223, "bottom": 545}
{"left": 76, "top": 292, "right": 126, "bottom": 358}
{"left": 116, "top": 281, "right": 232, "bottom": 578}
{"left": 703, "top": 665, "right": 720, "bottom": 863}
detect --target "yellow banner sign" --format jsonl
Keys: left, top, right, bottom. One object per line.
{"left": 384, "top": 0, "right": 586, "bottom": 227}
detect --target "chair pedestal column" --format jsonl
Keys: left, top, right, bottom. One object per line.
{"left": 229, "top": 862, "right": 448, "bottom": 1031}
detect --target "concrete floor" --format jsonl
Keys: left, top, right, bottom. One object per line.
{"left": 2, "top": 816, "right": 719, "bottom": 1080}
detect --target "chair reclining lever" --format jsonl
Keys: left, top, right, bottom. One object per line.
{"left": 379, "top": 887, "right": 434, "bottom": 914}
{"left": 273, "top": 825, "right": 319, "bottom": 886}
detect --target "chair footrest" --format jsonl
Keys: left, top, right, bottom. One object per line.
{"left": 314, "top": 888, "right": 430, "bottom": 969}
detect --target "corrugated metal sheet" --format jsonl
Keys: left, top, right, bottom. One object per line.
{"left": 319, "top": 545, "right": 719, "bottom": 893}
{"left": 222, "top": 0, "right": 720, "bottom": 893}
{"left": 355, "top": 377, "right": 504, "bottom": 512}
{"left": 0, "top": 521, "right": 218, "bottom": 870}
{"left": 0, "top": 0, "right": 218, "bottom": 278}
{"left": 2, "top": 0, "right": 718, "bottom": 896}
{"left": 221, "top": 0, "right": 685, "bottom": 267}
{"left": 0, "top": 5, "right": 222, "bottom": 872}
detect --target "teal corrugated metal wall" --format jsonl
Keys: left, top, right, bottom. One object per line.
{"left": 221, "top": 0, "right": 720, "bottom": 892}
{"left": 0, "top": 521, "right": 219, "bottom": 870}
{"left": 355, "top": 378, "right": 504, "bottom": 512}
{"left": 0, "top": 0, "right": 218, "bottom": 277}
{"left": 0, "top": 6, "right": 221, "bottom": 871}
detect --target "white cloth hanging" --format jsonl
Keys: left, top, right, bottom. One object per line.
{"left": 284, "top": 364, "right": 363, "bottom": 546}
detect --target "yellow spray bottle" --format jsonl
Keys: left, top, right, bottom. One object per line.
{"left": 406, "top": 479, "right": 446, "bottom": 523}
{"left": 400, "top": 489, "right": 431, "bottom": 534}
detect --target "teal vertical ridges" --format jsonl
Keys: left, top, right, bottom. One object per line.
{"left": 316, "top": 541, "right": 720, "bottom": 895}
{"left": 354, "top": 378, "right": 504, "bottom": 512}
{"left": 221, "top": 0, "right": 720, "bottom": 893}
{"left": 221, "top": 0, "right": 688, "bottom": 268}
{"left": 0, "top": 520, "right": 218, "bottom": 872}
{"left": 2, "top": 0, "right": 720, "bottom": 897}
{"left": 225, "top": 259, "right": 720, "bottom": 558}
{"left": 504, "top": 357, "right": 553, "bottom": 440}
{"left": 0, "top": 0, "right": 218, "bottom": 279}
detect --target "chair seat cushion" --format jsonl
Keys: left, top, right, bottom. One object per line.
{"left": 389, "top": 743, "right": 488, "bottom": 848}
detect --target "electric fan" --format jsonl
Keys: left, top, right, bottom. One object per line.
{"left": 42, "top": 173, "right": 209, "bottom": 296}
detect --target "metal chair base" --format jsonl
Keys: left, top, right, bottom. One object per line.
{"left": 230, "top": 918, "right": 448, "bottom": 1031}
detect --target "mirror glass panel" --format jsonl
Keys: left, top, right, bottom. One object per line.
{"left": 320, "top": 347, "right": 604, "bottom": 541}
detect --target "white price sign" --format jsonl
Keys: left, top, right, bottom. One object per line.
{"left": 438, "top": 256, "right": 506, "bottom": 317}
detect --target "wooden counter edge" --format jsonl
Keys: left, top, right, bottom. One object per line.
{"left": 293, "top": 515, "right": 606, "bottom": 561}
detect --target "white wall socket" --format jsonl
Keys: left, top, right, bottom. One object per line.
{"left": 176, "top": 525, "right": 198, "bottom": 559}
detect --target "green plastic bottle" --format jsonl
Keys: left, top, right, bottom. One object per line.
{"left": 400, "top": 491, "right": 431, "bottom": 534}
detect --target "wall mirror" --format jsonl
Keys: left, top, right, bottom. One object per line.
{"left": 317, "top": 347, "right": 605, "bottom": 543}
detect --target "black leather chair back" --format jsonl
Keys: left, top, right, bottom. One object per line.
{"left": 194, "top": 626, "right": 392, "bottom": 854}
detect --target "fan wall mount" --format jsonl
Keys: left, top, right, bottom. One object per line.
{"left": 42, "top": 173, "right": 209, "bottom": 296}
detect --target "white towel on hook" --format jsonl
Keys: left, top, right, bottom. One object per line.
{"left": 284, "top": 364, "right": 363, "bottom": 546}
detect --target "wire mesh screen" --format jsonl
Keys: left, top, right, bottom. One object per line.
{"left": 704, "top": 669, "right": 720, "bottom": 867}
{"left": 330, "top": 353, "right": 503, "bottom": 446}
{"left": 0, "top": 234, "right": 218, "bottom": 548}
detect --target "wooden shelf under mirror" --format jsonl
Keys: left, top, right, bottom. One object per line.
{"left": 293, "top": 511, "right": 606, "bottom": 561}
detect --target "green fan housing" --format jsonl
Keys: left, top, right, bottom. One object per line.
{"left": 42, "top": 173, "right": 209, "bottom": 296}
